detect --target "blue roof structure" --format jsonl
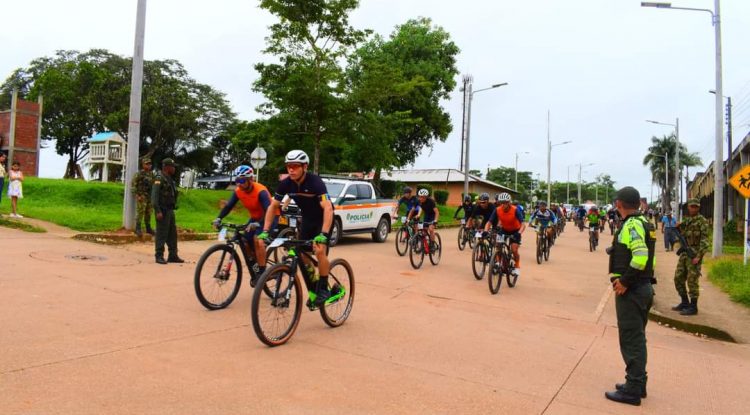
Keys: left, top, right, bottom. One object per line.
{"left": 89, "top": 132, "right": 121, "bottom": 142}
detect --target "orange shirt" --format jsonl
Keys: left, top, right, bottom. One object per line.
{"left": 495, "top": 205, "right": 523, "bottom": 232}
{"left": 235, "top": 182, "right": 272, "bottom": 221}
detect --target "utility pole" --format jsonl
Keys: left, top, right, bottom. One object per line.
{"left": 122, "top": 0, "right": 147, "bottom": 230}
{"left": 726, "top": 96, "right": 734, "bottom": 221}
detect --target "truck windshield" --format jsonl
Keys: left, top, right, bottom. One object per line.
{"left": 325, "top": 183, "right": 345, "bottom": 199}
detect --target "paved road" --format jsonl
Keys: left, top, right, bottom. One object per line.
{"left": 2, "top": 223, "right": 748, "bottom": 414}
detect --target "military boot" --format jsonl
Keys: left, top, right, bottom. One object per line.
{"left": 671, "top": 295, "right": 689, "bottom": 312}
{"left": 134, "top": 224, "right": 143, "bottom": 237}
{"left": 680, "top": 298, "right": 698, "bottom": 316}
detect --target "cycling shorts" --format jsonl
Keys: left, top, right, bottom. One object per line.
{"left": 501, "top": 229, "right": 522, "bottom": 245}
{"left": 299, "top": 220, "right": 328, "bottom": 241}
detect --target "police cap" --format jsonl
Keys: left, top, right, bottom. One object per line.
{"left": 614, "top": 186, "right": 640, "bottom": 205}
{"left": 162, "top": 158, "right": 176, "bottom": 167}
{"left": 141, "top": 157, "right": 152, "bottom": 164}
{"left": 687, "top": 198, "right": 700, "bottom": 207}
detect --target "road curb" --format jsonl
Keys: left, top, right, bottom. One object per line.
{"left": 72, "top": 232, "right": 216, "bottom": 245}
{"left": 648, "top": 308, "right": 736, "bottom": 343}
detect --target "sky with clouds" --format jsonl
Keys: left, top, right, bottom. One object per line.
{"left": 3, "top": 0, "right": 750, "bottom": 203}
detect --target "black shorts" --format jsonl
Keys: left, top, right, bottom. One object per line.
{"left": 501, "top": 229, "right": 522, "bottom": 245}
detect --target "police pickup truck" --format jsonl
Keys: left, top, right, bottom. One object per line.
{"left": 322, "top": 176, "right": 396, "bottom": 246}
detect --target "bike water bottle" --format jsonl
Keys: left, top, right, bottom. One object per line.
{"left": 218, "top": 228, "right": 227, "bottom": 241}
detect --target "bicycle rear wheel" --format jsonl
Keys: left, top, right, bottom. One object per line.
{"left": 457, "top": 227, "right": 467, "bottom": 251}
{"left": 251, "top": 264, "right": 303, "bottom": 347}
{"left": 194, "top": 244, "right": 242, "bottom": 310}
{"left": 471, "top": 241, "right": 487, "bottom": 280}
{"left": 488, "top": 251, "right": 502, "bottom": 295}
{"left": 589, "top": 233, "right": 594, "bottom": 252}
{"left": 544, "top": 237, "right": 550, "bottom": 262}
{"left": 395, "top": 227, "right": 409, "bottom": 256}
{"left": 504, "top": 245, "right": 518, "bottom": 287}
{"left": 320, "top": 258, "right": 355, "bottom": 327}
{"left": 409, "top": 235, "right": 425, "bottom": 269}
{"left": 536, "top": 234, "right": 543, "bottom": 264}
{"left": 429, "top": 233, "right": 442, "bottom": 265}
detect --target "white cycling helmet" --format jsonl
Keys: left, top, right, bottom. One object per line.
{"left": 285, "top": 149, "right": 309, "bottom": 164}
{"left": 498, "top": 192, "right": 512, "bottom": 202}
{"left": 233, "top": 165, "right": 254, "bottom": 179}
{"left": 417, "top": 188, "right": 429, "bottom": 197}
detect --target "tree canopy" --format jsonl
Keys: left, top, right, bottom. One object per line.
{"left": 643, "top": 133, "right": 702, "bottom": 211}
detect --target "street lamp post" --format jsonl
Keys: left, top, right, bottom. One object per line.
{"left": 641, "top": 0, "right": 724, "bottom": 257}
{"left": 710, "top": 89, "right": 734, "bottom": 221}
{"left": 650, "top": 152, "right": 669, "bottom": 212}
{"left": 460, "top": 76, "right": 508, "bottom": 198}
{"left": 647, "top": 118, "right": 680, "bottom": 219}
{"left": 515, "top": 151, "right": 529, "bottom": 191}
{"left": 545, "top": 112, "right": 572, "bottom": 206}
{"left": 577, "top": 162, "right": 594, "bottom": 204}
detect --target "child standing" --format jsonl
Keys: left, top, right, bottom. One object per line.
{"left": 8, "top": 161, "right": 23, "bottom": 218}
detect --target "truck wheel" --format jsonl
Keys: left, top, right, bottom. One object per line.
{"left": 329, "top": 218, "right": 342, "bottom": 247}
{"left": 372, "top": 216, "right": 389, "bottom": 243}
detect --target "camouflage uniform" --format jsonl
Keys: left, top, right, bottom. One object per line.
{"left": 674, "top": 214, "right": 709, "bottom": 299}
{"left": 131, "top": 165, "right": 155, "bottom": 234}
{"left": 152, "top": 159, "right": 179, "bottom": 262}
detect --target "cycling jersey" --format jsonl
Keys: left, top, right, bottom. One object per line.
{"left": 576, "top": 208, "right": 587, "bottom": 218}
{"left": 218, "top": 182, "right": 278, "bottom": 236}
{"left": 530, "top": 208, "right": 557, "bottom": 228}
{"left": 419, "top": 197, "right": 437, "bottom": 223}
{"left": 454, "top": 201, "right": 474, "bottom": 220}
{"left": 470, "top": 203, "right": 495, "bottom": 222}
{"left": 587, "top": 212, "right": 600, "bottom": 226}
{"left": 274, "top": 172, "right": 331, "bottom": 238}
{"left": 488, "top": 204, "right": 525, "bottom": 232}
{"left": 398, "top": 196, "right": 420, "bottom": 215}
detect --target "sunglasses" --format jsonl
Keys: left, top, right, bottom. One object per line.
{"left": 286, "top": 163, "right": 303, "bottom": 170}
{"left": 236, "top": 178, "right": 249, "bottom": 185}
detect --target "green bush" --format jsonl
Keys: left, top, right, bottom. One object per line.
{"left": 379, "top": 180, "right": 403, "bottom": 198}
{"left": 708, "top": 259, "right": 750, "bottom": 307}
{"left": 434, "top": 189, "right": 449, "bottom": 205}
{"left": 469, "top": 192, "right": 478, "bottom": 201}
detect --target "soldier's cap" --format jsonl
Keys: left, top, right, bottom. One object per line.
{"left": 162, "top": 158, "right": 176, "bottom": 166}
{"left": 141, "top": 157, "right": 152, "bottom": 164}
{"left": 687, "top": 198, "right": 700, "bottom": 207}
{"left": 614, "top": 186, "right": 640, "bottom": 205}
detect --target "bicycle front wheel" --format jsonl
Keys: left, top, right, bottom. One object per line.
{"left": 536, "top": 235, "right": 543, "bottom": 264}
{"left": 194, "top": 244, "right": 242, "bottom": 310}
{"left": 409, "top": 235, "right": 425, "bottom": 269}
{"left": 488, "top": 252, "right": 502, "bottom": 295}
{"left": 395, "top": 227, "right": 409, "bottom": 256}
{"left": 505, "top": 245, "right": 518, "bottom": 288}
{"left": 544, "top": 238, "right": 550, "bottom": 262}
{"left": 471, "top": 241, "right": 487, "bottom": 280}
{"left": 457, "top": 227, "right": 466, "bottom": 251}
{"left": 320, "top": 258, "right": 355, "bottom": 327}
{"left": 251, "top": 264, "right": 303, "bottom": 347}
{"left": 429, "top": 233, "right": 442, "bottom": 265}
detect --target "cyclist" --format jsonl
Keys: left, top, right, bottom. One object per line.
{"left": 587, "top": 205, "right": 601, "bottom": 244}
{"left": 396, "top": 186, "right": 420, "bottom": 221}
{"left": 607, "top": 206, "right": 619, "bottom": 232}
{"left": 599, "top": 207, "right": 609, "bottom": 231}
{"left": 467, "top": 193, "right": 494, "bottom": 231}
{"left": 416, "top": 188, "right": 439, "bottom": 249}
{"left": 453, "top": 194, "right": 475, "bottom": 223}
{"left": 212, "top": 165, "right": 277, "bottom": 284}
{"left": 550, "top": 203, "right": 565, "bottom": 234}
{"left": 576, "top": 205, "right": 587, "bottom": 224}
{"left": 485, "top": 192, "right": 526, "bottom": 277}
{"left": 530, "top": 201, "right": 557, "bottom": 243}
{"left": 259, "top": 150, "right": 335, "bottom": 306}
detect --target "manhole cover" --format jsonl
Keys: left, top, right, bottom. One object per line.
{"left": 65, "top": 254, "right": 108, "bottom": 262}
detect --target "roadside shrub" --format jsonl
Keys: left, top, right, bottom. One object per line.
{"left": 434, "top": 189, "right": 449, "bottom": 205}
{"left": 379, "top": 180, "right": 403, "bottom": 198}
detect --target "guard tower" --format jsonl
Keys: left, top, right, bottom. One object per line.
{"left": 87, "top": 132, "right": 127, "bottom": 182}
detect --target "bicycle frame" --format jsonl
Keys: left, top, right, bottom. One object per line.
{"left": 221, "top": 224, "right": 259, "bottom": 275}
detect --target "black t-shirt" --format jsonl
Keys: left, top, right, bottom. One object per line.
{"left": 419, "top": 197, "right": 437, "bottom": 221}
{"left": 274, "top": 173, "right": 330, "bottom": 223}
{"left": 470, "top": 203, "right": 494, "bottom": 221}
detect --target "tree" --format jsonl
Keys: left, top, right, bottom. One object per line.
{"left": 2, "top": 49, "right": 235, "bottom": 177}
{"left": 643, "top": 133, "right": 702, "bottom": 211}
{"left": 486, "top": 166, "right": 534, "bottom": 202}
{"left": 468, "top": 169, "right": 482, "bottom": 178}
{"left": 253, "top": 0, "right": 369, "bottom": 174}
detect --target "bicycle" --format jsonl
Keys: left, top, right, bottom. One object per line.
{"left": 488, "top": 232, "right": 517, "bottom": 295}
{"left": 408, "top": 222, "right": 442, "bottom": 269}
{"left": 471, "top": 229, "right": 494, "bottom": 280}
{"left": 250, "top": 237, "right": 354, "bottom": 347}
{"left": 456, "top": 218, "right": 474, "bottom": 251}
{"left": 394, "top": 216, "right": 417, "bottom": 256}
{"left": 586, "top": 225, "right": 600, "bottom": 252}
{"left": 194, "top": 222, "right": 276, "bottom": 310}
{"left": 532, "top": 224, "right": 551, "bottom": 264}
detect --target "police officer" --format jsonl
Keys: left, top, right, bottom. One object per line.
{"left": 131, "top": 157, "right": 155, "bottom": 237}
{"left": 605, "top": 186, "right": 656, "bottom": 406}
{"left": 672, "top": 198, "right": 709, "bottom": 316}
{"left": 151, "top": 158, "right": 183, "bottom": 264}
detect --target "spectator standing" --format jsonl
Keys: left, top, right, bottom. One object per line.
{"left": 151, "top": 158, "right": 183, "bottom": 264}
{"left": 0, "top": 153, "right": 6, "bottom": 206}
{"left": 131, "top": 157, "right": 155, "bottom": 237}
{"left": 661, "top": 212, "right": 677, "bottom": 251}
{"left": 8, "top": 161, "right": 24, "bottom": 218}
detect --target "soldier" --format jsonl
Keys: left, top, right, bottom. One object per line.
{"left": 131, "top": 157, "right": 155, "bottom": 237}
{"left": 672, "top": 198, "right": 709, "bottom": 315}
{"left": 605, "top": 186, "right": 656, "bottom": 406}
{"left": 151, "top": 158, "right": 183, "bottom": 265}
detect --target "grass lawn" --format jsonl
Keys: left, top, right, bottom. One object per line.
{"left": 708, "top": 257, "right": 750, "bottom": 307}
{"left": 0, "top": 216, "right": 46, "bottom": 233}
{"left": 0, "top": 177, "right": 248, "bottom": 233}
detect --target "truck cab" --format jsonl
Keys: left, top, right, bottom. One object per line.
{"left": 322, "top": 177, "right": 396, "bottom": 246}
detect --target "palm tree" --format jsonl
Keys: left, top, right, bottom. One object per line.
{"left": 643, "top": 133, "right": 702, "bottom": 212}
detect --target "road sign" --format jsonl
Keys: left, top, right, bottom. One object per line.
{"left": 250, "top": 147, "right": 267, "bottom": 170}
{"left": 729, "top": 164, "right": 750, "bottom": 199}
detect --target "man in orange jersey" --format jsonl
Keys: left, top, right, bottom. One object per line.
{"left": 485, "top": 192, "right": 527, "bottom": 277}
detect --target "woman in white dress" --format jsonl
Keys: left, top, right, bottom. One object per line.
{"left": 7, "top": 161, "right": 23, "bottom": 218}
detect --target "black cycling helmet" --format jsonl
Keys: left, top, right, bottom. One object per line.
{"left": 463, "top": 195, "right": 472, "bottom": 203}
{"left": 403, "top": 186, "right": 413, "bottom": 194}
{"left": 479, "top": 192, "right": 490, "bottom": 201}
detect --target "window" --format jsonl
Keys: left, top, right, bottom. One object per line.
{"left": 356, "top": 184, "right": 373, "bottom": 200}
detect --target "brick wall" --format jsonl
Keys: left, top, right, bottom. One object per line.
{"left": 0, "top": 98, "right": 40, "bottom": 176}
